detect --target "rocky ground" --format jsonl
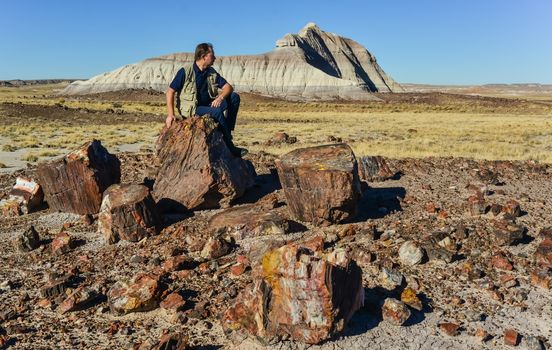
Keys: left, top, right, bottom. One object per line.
{"left": 0, "top": 147, "right": 550, "bottom": 350}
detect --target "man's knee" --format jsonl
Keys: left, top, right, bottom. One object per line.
{"left": 229, "top": 92, "right": 240, "bottom": 106}
{"left": 210, "top": 108, "right": 225, "bottom": 122}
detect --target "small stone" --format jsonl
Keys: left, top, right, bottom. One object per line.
{"left": 539, "top": 227, "right": 552, "bottom": 240}
{"left": 521, "top": 336, "right": 544, "bottom": 350}
{"left": 453, "top": 224, "right": 468, "bottom": 240}
{"left": 437, "top": 236, "right": 455, "bottom": 250}
{"left": 51, "top": 231, "right": 75, "bottom": 255}
{"left": 492, "top": 254, "right": 513, "bottom": 271}
{"left": 382, "top": 298, "right": 410, "bottom": 325}
{"left": 437, "top": 210, "right": 449, "bottom": 220}
{"left": 530, "top": 270, "right": 551, "bottom": 289}
{"left": 425, "top": 202, "right": 438, "bottom": 214}
{"left": 439, "top": 322, "right": 460, "bottom": 336}
{"left": 130, "top": 255, "right": 145, "bottom": 264}
{"left": 468, "top": 195, "right": 486, "bottom": 215}
{"left": 398, "top": 241, "right": 424, "bottom": 266}
{"left": 492, "top": 220, "right": 525, "bottom": 246}
{"left": 58, "top": 287, "right": 96, "bottom": 314}
{"left": 502, "top": 200, "right": 521, "bottom": 217}
{"left": 230, "top": 263, "right": 247, "bottom": 276}
{"left": 151, "top": 332, "right": 188, "bottom": 350}
{"left": 474, "top": 328, "right": 490, "bottom": 342}
{"left": 162, "top": 256, "right": 192, "bottom": 272}
{"left": 450, "top": 296, "right": 464, "bottom": 306}
{"left": 107, "top": 273, "right": 163, "bottom": 314}
{"left": 500, "top": 274, "right": 518, "bottom": 288}
{"left": 504, "top": 328, "right": 519, "bottom": 346}
{"left": 535, "top": 239, "right": 552, "bottom": 268}
{"left": 400, "top": 287, "right": 422, "bottom": 311}
{"left": 379, "top": 267, "right": 404, "bottom": 290}
{"left": 424, "top": 244, "right": 454, "bottom": 263}
{"left": 490, "top": 203, "right": 503, "bottom": 216}
{"left": 160, "top": 292, "right": 185, "bottom": 311}
{"left": 200, "top": 237, "right": 231, "bottom": 260}
{"left": 36, "top": 298, "right": 52, "bottom": 309}
{"left": 14, "top": 226, "right": 41, "bottom": 252}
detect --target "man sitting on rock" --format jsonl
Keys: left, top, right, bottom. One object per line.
{"left": 165, "top": 42, "right": 248, "bottom": 157}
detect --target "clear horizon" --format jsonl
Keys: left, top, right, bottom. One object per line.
{"left": 1, "top": 0, "right": 551, "bottom": 85}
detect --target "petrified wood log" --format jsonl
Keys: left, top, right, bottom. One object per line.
{"left": 37, "top": 140, "right": 120, "bottom": 215}
{"left": 222, "top": 241, "right": 364, "bottom": 344}
{"left": 98, "top": 184, "right": 160, "bottom": 244}
{"left": 358, "top": 155, "right": 395, "bottom": 182}
{"left": 275, "top": 143, "right": 361, "bottom": 226}
{"left": 153, "top": 117, "right": 256, "bottom": 211}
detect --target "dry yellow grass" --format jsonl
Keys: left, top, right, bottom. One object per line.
{"left": 235, "top": 110, "right": 552, "bottom": 163}
{"left": 1, "top": 83, "right": 551, "bottom": 165}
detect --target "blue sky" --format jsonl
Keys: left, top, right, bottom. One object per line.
{"left": 1, "top": 0, "right": 551, "bottom": 84}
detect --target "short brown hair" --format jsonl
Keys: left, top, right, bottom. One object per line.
{"left": 194, "top": 43, "right": 213, "bottom": 61}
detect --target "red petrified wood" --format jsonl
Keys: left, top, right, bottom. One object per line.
{"left": 153, "top": 117, "right": 256, "bottom": 211}
{"left": 98, "top": 184, "right": 160, "bottom": 244}
{"left": 275, "top": 143, "right": 361, "bottom": 226}
{"left": 222, "top": 242, "right": 364, "bottom": 344}
{"left": 37, "top": 140, "right": 120, "bottom": 215}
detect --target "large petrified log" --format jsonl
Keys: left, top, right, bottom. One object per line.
{"left": 275, "top": 143, "right": 361, "bottom": 225}
{"left": 0, "top": 177, "right": 44, "bottom": 217}
{"left": 153, "top": 117, "right": 256, "bottom": 211}
{"left": 222, "top": 241, "right": 364, "bottom": 344}
{"left": 98, "top": 184, "right": 160, "bottom": 244}
{"left": 37, "top": 140, "right": 120, "bottom": 215}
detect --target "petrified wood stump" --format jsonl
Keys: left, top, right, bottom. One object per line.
{"left": 275, "top": 143, "right": 361, "bottom": 225}
{"left": 222, "top": 241, "right": 364, "bottom": 344}
{"left": 153, "top": 117, "right": 256, "bottom": 211}
{"left": 98, "top": 184, "right": 160, "bottom": 244}
{"left": 37, "top": 140, "right": 120, "bottom": 215}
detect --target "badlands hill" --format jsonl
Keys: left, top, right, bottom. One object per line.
{"left": 63, "top": 23, "right": 402, "bottom": 100}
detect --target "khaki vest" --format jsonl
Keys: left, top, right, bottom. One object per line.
{"left": 176, "top": 64, "right": 219, "bottom": 118}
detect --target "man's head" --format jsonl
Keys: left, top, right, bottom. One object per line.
{"left": 195, "top": 43, "right": 215, "bottom": 67}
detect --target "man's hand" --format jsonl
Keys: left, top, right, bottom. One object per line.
{"left": 165, "top": 115, "right": 175, "bottom": 128}
{"left": 210, "top": 95, "right": 224, "bottom": 108}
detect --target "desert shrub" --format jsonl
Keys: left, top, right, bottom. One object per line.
{"left": 2, "top": 144, "right": 17, "bottom": 152}
{"left": 22, "top": 153, "right": 39, "bottom": 162}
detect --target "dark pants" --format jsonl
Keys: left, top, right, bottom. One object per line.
{"left": 196, "top": 92, "right": 240, "bottom": 144}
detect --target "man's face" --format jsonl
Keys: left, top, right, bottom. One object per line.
{"left": 204, "top": 50, "right": 216, "bottom": 67}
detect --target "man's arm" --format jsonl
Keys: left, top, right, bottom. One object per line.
{"left": 210, "top": 83, "right": 233, "bottom": 108}
{"left": 165, "top": 87, "right": 176, "bottom": 128}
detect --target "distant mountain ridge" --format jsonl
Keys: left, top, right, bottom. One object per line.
{"left": 62, "top": 23, "right": 402, "bottom": 100}
{"left": 0, "top": 79, "right": 77, "bottom": 87}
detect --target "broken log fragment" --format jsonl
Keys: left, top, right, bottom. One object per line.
{"left": 0, "top": 176, "right": 44, "bottom": 217}
{"left": 98, "top": 183, "right": 160, "bottom": 244}
{"left": 358, "top": 155, "right": 395, "bottom": 182}
{"left": 37, "top": 140, "right": 121, "bottom": 215}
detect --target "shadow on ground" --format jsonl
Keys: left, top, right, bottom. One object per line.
{"left": 356, "top": 186, "right": 406, "bottom": 221}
